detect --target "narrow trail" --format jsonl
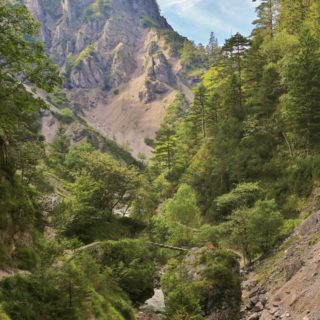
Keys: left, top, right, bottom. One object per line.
{"left": 0, "top": 269, "right": 30, "bottom": 281}
{"left": 66, "top": 241, "right": 189, "bottom": 260}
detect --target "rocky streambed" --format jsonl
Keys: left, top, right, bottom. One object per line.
{"left": 136, "top": 289, "right": 165, "bottom": 320}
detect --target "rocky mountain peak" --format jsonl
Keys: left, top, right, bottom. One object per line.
{"left": 23, "top": 0, "right": 190, "bottom": 158}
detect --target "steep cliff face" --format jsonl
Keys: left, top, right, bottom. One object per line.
{"left": 24, "top": 0, "right": 191, "bottom": 157}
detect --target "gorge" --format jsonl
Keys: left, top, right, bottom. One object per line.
{"left": 1, "top": 0, "right": 320, "bottom": 319}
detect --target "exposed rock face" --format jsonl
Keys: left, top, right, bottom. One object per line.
{"left": 140, "top": 289, "right": 165, "bottom": 313}
{"left": 139, "top": 51, "right": 175, "bottom": 103}
{"left": 186, "top": 248, "right": 241, "bottom": 320}
{"left": 241, "top": 191, "right": 320, "bottom": 320}
{"left": 40, "top": 109, "right": 59, "bottom": 142}
{"left": 23, "top": 0, "right": 192, "bottom": 158}
{"left": 162, "top": 247, "right": 241, "bottom": 320}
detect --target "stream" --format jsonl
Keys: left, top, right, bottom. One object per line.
{"left": 136, "top": 289, "right": 165, "bottom": 320}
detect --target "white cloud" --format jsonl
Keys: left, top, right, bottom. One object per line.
{"left": 159, "top": 0, "right": 201, "bottom": 10}
{"left": 158, "top": 0, "right": 257, "bottom": 43}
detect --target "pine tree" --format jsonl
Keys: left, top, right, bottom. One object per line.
{"left": 222, "top": 33, "right": 250, "bottom": 109}
{"left": 153, "top": 125, "right": 178, "bottom": 171}
{"left": 253, "top": 0, "right": 279, "bottom": 37}
{"left": 189, "top": 84, "right": 209, "bottom": 138}
{"left": 207, "top": 32, "right": 220, "bottom": 64}
{"left": 151, "top": 93, "right": 187, "bottom": 171}
{"left": 208, "top": 32, "right": 219, "bottom": 53}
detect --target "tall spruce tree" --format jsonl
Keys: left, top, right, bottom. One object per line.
{"left": 207, "top": 31, "right": 220, "bottom": 64}
{"left": 222, "top": 33, "right": 250, "bottom": 109}
{"left": 153, "top": 125, "right": 178, "bottom": 171}
{"left": 189, "top": 84, "right": 210, "bottom": 138}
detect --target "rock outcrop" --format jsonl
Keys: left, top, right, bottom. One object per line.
{"left": 241, "top": 190, "right": 320, "bottom": 320}
{"left": 162, "top": 247, "right": 242, "bottom": 320}
{"left": 23, "top": 0, "right": 192, "bottom": 158}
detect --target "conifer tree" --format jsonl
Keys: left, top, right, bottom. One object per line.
{"left": 153, "top": 125, "right": 178, "bottom": 171}
{"left": 279, "top": 0, "right": 312, "bottom": 34}
{"left": 189, "top": 84, "right": 209, "bottom": 138}
{"left": 253, "top": 0, "right": 279, "bottom": 37}
{"left": 222, "top": 33, "right": 250, "bottom": 109}
{"left": 208, "top": 32, "right": 219, "bottom": 53}
{"left": 286, "top": 25, "right": 320, "bottom": 153}
{"left": 207, "top": 31, "right": 220, "bottom": 64}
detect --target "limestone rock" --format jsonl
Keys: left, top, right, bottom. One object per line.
{"left": 111, "top": 43, "right": 137, "bottom": 87}
{"left": 23, "top": 0, "right": 193, "bottom": 158}
{"left": 248, "top": 313, "right": 260, "bottom": 320}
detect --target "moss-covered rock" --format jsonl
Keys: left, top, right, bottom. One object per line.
{"left": 162, "top": 248, "right": 241, "bottom": 320}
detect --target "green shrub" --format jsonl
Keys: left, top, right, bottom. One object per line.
{"left": 195, "top": 224, "right": 220, "bottom": 247}
{"left": 57, "top": 108, "right": 73, "bottom": 124}
{"left": 0, "top": 254, "right": 134, "bottom": 320}
{"left": 144, "top": 137, "right": 154, "bottom": 147}
{"left": 228, "top": 199, "right": 283, "bottom": 263}
{"left": 0, "top": 243, "right": 10, "bottom": 268}
{"left": 99, "top": 239, "right": 155, "bottom": 304}
{"left": 15, "top": 246, "right": 40, "bottom": 271}
{"left": 47, "top": 87, "right": 69, "bottom": 109}
{"left": 165, "top": 283, "right": 204, "bottom": 320}
{"left": 140, "top": 15, "right": 160, "bottom": 29}
{"left": 84, "top": 0, "right": 111, "bottom": 21}
{"left": 215, "top": 182, "right": 261, "bottom": 217}
{"left": 161, "top": 184, "right": 201, "bottom": 247}
{"left": 0, "top": 305, "right": 10, "bottom": 320}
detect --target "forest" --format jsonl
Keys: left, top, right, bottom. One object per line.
{"left": 0, "top": 0, "right": 320, "bottom": 319}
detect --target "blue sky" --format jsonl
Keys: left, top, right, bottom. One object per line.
{"left": 157, "top": 0, "right": 259, "bottom": 45}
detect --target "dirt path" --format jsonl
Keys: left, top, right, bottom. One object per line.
{"left": 0, "top": 269, "right": 30, "bottom": 281}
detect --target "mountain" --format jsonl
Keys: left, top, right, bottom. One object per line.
{"left": 2, "top": 0, "right": 320, "bottom": 319}
{"left": 23, "top": 0, "right": 192, "bottom": 158}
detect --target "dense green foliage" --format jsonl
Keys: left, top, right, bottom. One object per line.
{"left": 0, "top": 252, "right": 135, "bottom": 320}
{"left": 0, "top": 2, "right": 151, "bottom": 319}
{"left": 136, "top": 1, "right": 320, "bottom": 318}
{"left": 148, "top": 0, "right": 320, "bottom": 226}
{"left": 162, "top": 249, "right": 241, "bottom": 320}
{"left": 1, "top": 1, "right": 320, "bottom": 319}
{"left": 0, "top": 0, "right": 60, "bottom": 268}
{"left": 152, "top": 184, "right": 201, "bottom": 247}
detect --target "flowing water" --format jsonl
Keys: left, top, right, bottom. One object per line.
{"left": 137, "top": 289, "right": 165, "bottom": 319}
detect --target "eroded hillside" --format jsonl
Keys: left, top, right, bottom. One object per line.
{"left": 241, "top": 191, "right": 320, "bottom": 320}
{"left": 24, "top": 0, "right": 192, "bottom": 158}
